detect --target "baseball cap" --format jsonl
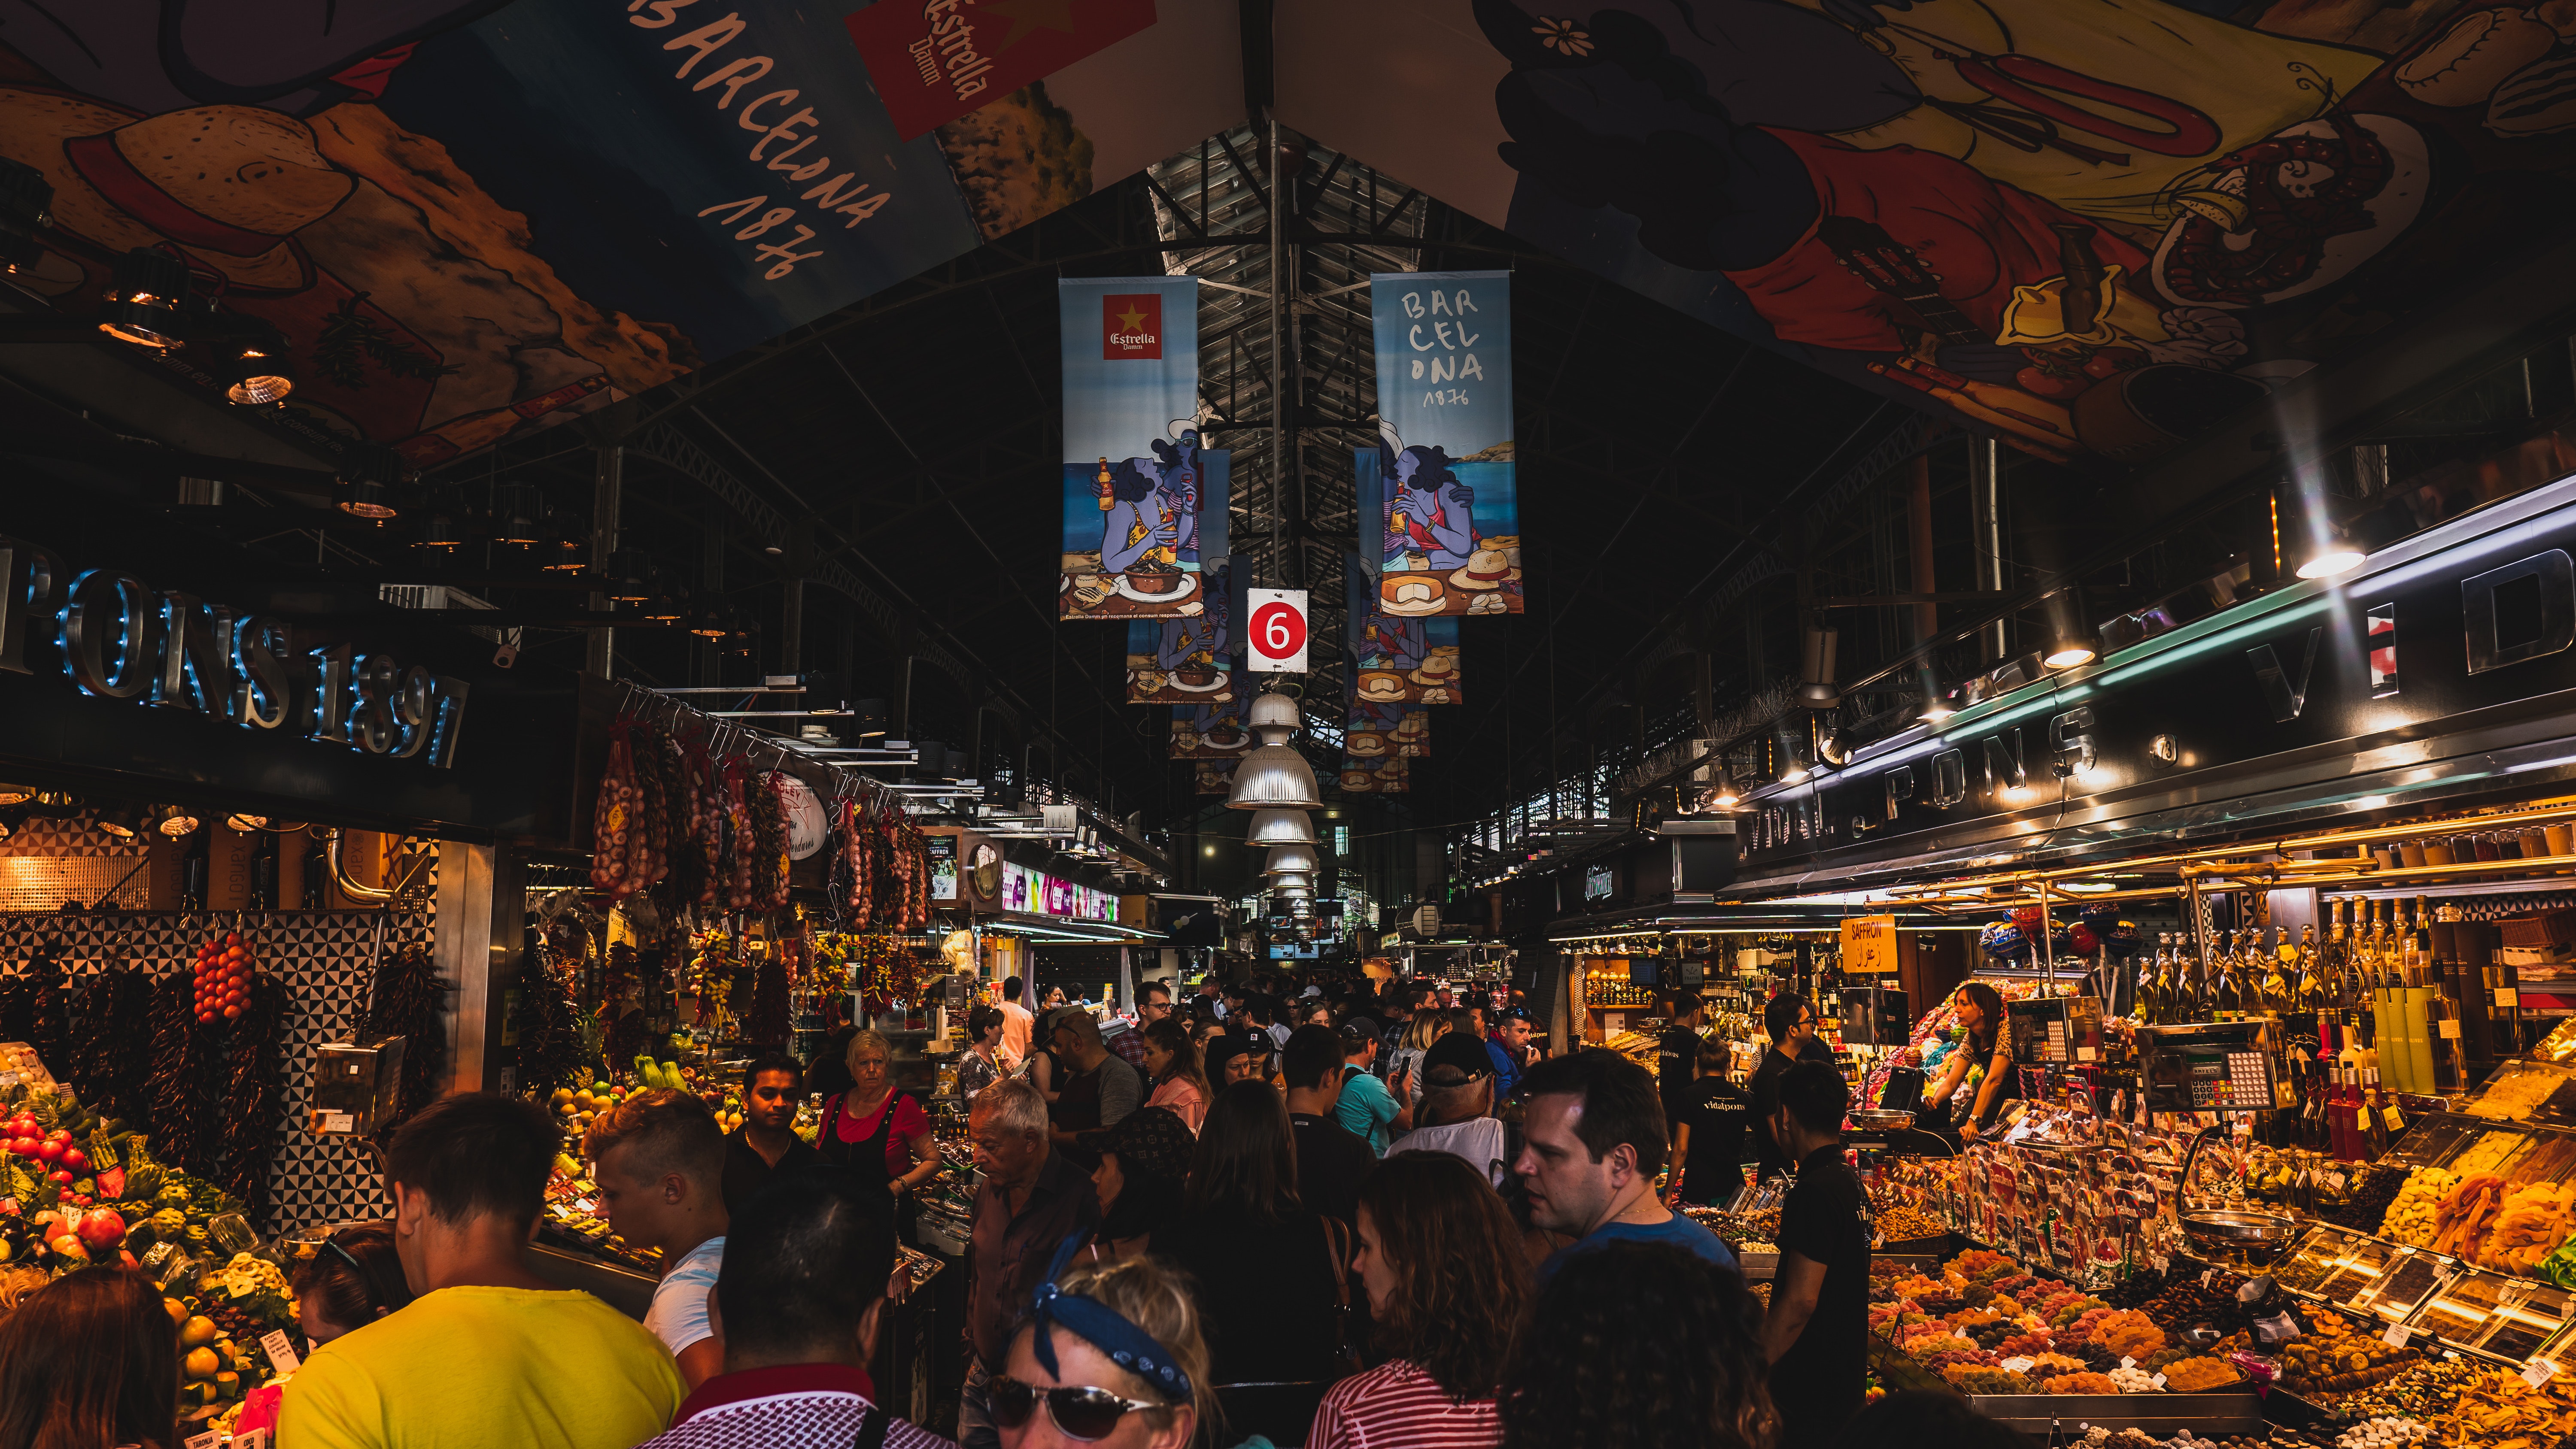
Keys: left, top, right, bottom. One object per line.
{"left": 1423, "top": 1031, "right": 1496, "bottom": 1085}
{"left": 1340, "top": 1017, "right": 1381, "bottom": 1050}
{"left": 1205, "top": 1034, "right": 1267, "bottom": 1078}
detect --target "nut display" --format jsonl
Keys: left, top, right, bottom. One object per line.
{"left": 2379, "top": 1167, "right": 2460, "bottom": 1246}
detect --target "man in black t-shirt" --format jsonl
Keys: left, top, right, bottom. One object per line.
{"left": 1666, "top": 1035, "right": 1752, "bottom": 1206}
{"left": 1763, "top": 1060, "right": 1870, "bottom": 1446}
{"left": 1654, "top": 994, "right": 1707, "bottom": 1127}
{"left": 1748, "top": 992, "right": 1818, "bottom": 1179}
{"left": 1282, "top": 1025, "right": 1375, "bottom": 1225}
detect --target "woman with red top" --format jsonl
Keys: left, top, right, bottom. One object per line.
{"left": 1308, "top": 1152, "right": 1528, "bottom": 1449}
{"left": 818, "top": 1029, "right": 942, "bottom": 1205}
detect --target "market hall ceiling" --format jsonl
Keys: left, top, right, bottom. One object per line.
{"left": 9, "top": 0, "right": 2576, "bottom": 818}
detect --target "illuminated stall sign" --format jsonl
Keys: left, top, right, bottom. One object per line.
{"left": 0, "top": 536, "right": 469, "bottom": 768}
{"left": 999, "top": 860, "right": 1117, "bottom": 922}
{"left": 1739, "top": 480, "right": 2576, "bottom": 873}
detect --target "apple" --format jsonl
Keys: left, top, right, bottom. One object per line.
{"left": 73, "top": 1207, "right": 125, "bottom": 1250}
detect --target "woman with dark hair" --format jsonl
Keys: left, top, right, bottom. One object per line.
{"left": 0, "top": 1267, "right": 177, "bottom": 1449}
{"left": 1151, "top": 1082, "right": 1350, "bottom": 1404}
{"left": 1498, "top": 1241, "right": 1776, "bottom": 1449}
{"left": 1310, "top": 1153, "right": 1526, "bottom": 1449}
{"left": 233, "top": 1224, "right": 417, "bottom": 1440}
{"left": 959, "top": 1005, "right": 1008, "bottom": 1100}
{"left": 1142, "top": 1016, "right": 1209, "bottom": 1133}
{"left": 1078, "top": 1106, "right": 1197, "bottom": 1263}
{"left": 1917, "top": 982, "right": 2014, "bottom": 1142}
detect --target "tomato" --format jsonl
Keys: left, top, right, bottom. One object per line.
{"left": 221, "top": 1003, "right": 243, "bottom": 1021}
{"left": 197, "top": 1012, "right": 217, "bottom": 1025}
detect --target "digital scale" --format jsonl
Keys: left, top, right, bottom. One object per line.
{"left": 2135, "top": 1020, "right": 2283, "bottom": 1112}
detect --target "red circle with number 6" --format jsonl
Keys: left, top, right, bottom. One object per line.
{"left": 1251, "top": 601, "right": 1305, "bottom": 661}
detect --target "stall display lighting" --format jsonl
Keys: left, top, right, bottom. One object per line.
{"left": 155, "top": 805, "right": 200, "bottom": 838}
{"left": 544, "top": 520, "right": 589, "bottom": 571}
{"left": 225, "top": 814, "right": 269, "bottom": 832}
{"left": 335, "top": 447, "right": 408, "bottom": 520}
{"left": 2297, "top": 539, "right": 2367, "bottom": 580}
{"left": 0, "top": 785, "right": 30, "bottom": 806}
{"left": 97, "top": 247, "right": 190, "bottom": 350}
{"left": 93, "top": 803, "right": 142, "bottom": 839}
{"left": 1707, "top": 779, "right": 1740, "bottom": 810}
{"left": 495, "top": 482, "right": 546, "bottom": 546}
{"left": 1778, "top": 765, "right": 1810, "bottom": 785}
{"left": 2043, "top": 635, "right": 2097, "bottom": 669}
{"left": 221, "top": 338, "right": 294, "bottom": 407}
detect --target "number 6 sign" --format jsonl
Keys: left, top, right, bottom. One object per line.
{"left": 1245, "top": 589, "right": 1309, "bottom": 673}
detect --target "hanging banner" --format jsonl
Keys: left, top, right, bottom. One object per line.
{"left": 1342, "top": 754, "right": 1410, "bottom": 794}
{"left": 1127, "top": 561, "right": 1234, "bottom": 703}
{"left": 1344, "top": 686, "right": 1403, "bottom": 763}
{"left": 1171, "top": 700, "right": 1252, "bottom": 759}
{"left": 1194, "top": 759, "right": 1236, "bottom": 794}
{"left": 1062, "top": 277, "right": 1206, "bottom": 618}
{"left": 846, "top": 0, "right": 1161, "bottom": 142}
{"left": 1346, "top": 555, "right": 1461, "bottom": 704}
{"left": 1364, "top": 271, "right": 1521, "bottom": 615}
{"left": 1394, "top": 708, "right": 1431, "bottom": 758}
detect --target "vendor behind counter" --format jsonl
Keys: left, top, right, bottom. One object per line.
{"left": 1749, "top": 994, "right": 1833, "bottom": 1179}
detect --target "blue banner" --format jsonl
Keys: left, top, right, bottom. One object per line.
{"left": 1128, "top": 562, "right": 1236, "bottom": 703}
{"left": 1061, "top": 276, "right": 1205, "bottom": 618}
{"left": 1365, "top": 272, "right": 1520, "bottom": 615}
{"left": 1344, "top": 546, "right": 1461, "bottom": 705}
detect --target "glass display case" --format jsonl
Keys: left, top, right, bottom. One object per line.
{"left": 2470, "top": 1280, "right": 2576, "bottom": 1363}
{"left": 2386, "top": 1113, "right": 2483, "bottom": 1167}
{"left": 2505, "top": 1126, "right": 2576, "bottom": 1185}
{"left": 2413, "top": 1265, "right": 2518, "bottom": 1350}
{"left": 2272, "top": 1227, "right": 2457, "bottom": 1326}
{"left": 2467, "top": 1060, "right": 2576, "bottom": 1123}
{"left": 2443, "top": 1126, "right": 2537, "bottom": 1179}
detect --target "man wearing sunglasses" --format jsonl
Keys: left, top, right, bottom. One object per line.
{"left": 1749, "top": 992, "right": 1820, "bottom": 1181}
{"left": 633, "top": 1165, "right": 951, "bottom": 1449}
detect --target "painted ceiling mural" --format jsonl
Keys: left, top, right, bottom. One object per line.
{"left": 0, "top": 0, "right": 1242, "bottom": 464}
{"left": 1279, "top": 0, "right": 2576, "bottom": 464}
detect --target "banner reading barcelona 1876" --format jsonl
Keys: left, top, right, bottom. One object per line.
{"left": 1062, "top": 277, "right": 1205, "bottom": 618}
{"left": 1365, "top": 271, "right": 1521, "bottom": 616}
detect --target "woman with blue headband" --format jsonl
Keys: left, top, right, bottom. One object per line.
{"left": 996, "top": 1238, "right": 1216, "bottom": 1449}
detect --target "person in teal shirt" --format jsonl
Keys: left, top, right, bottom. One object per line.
{"left": 1334, "top": 1020, "right": 1410, "bottom": 1154}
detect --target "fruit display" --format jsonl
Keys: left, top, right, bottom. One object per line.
{"left": 190, "top": 933, "right": 255, "bottom": 1027}
{"left": 2451, "top": 1130, "right": 2527, "bottom": 1177}
{"left": 2379, "top": 1167, "right": 2459, "bottom": 1246}
{"left": 2433, "top": 1174, "right": 2514, "bottom": 1260}
{"left": 2427, "top": 1367, "right": 2576, "bottom": 1446}
{"left": 2157, "top": 1356, "right": 2244, "bottom": 1393}
{"left": 1874, "top": 1203, "right": 1945, "bottom": 1243}
{"left": 2318, "top": 1163, "right": 2409, "bottom": 1233}
{"left": 2333, "top": 1419, "right": 2430, "bottom": 1447}
{"left": 2476, "top": 1179, "right": 2576, "bottom": 1274}
{"left": 2277, "top": 1326, "right": 2419, "bottom": 1400}
{"left": 2336, "top": 1356, "right": 2488, "bottom": 1423}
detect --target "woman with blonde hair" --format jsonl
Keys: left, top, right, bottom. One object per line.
{"left": 818, "top": 1028, "right": 941, "bottom": 1202}
{"left": 997, "top": 1244, "right": 1218, "bottom": 1449}
{"left": 1388, "top": 1007, "right": 1450, "bottom": 1109}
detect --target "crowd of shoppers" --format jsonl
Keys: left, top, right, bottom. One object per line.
{"left": 0, "top": 969, "right": 2053, "bottom": 1449}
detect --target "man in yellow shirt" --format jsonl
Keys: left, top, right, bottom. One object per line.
{"left": 281, "top": 1094, "right": 684, "bottom": 1449}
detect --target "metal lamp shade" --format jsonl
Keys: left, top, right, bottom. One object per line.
{"left": 1267, "top": 870, "right": 1314, "bottom": 891}
{"left": 1247, "top": 808, "right": 1315, "bottom": 845}
{"left": 1227, "top": 743, "right": 1323, "bottom": 810}
{"left": 1247, "top": 691, "right": 1301, "bottom": 747}
{"left": 1273, "top": 883, "right": 1314, "bottom": 900}
{"left": 1264, "top": 843, "right": 1319, "bottom": 874}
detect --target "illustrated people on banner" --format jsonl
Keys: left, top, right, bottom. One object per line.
{"left": 1354, "top": 612, "right": 1427, "bottom": 672}
{"left": 1378, "top": 423, "right": 1475, "bottom": 571}
{"left": 1100, "top": 427, "right": 1202, "bottom": 576}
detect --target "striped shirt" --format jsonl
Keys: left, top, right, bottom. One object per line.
{"left": 634, "top": 1363, "right": 955, "bottom": 1449}
{"left": 1307, "top": 1359, "right": 1501, "bottom": 1449}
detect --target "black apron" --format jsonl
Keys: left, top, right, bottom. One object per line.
{"left": 820, "top": 1089, "right": 901, "bottom": 1191}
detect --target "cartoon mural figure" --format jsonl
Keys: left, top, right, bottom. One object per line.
{"left": 1102, "top": 430, "right": 1203, "bottom": 574}
{"left": 1460, "top": 0, "right": 2576, "bottom": 464}
{"left": 1379, "top": 427, "right": 1476, "bottom": 570}
{"left": 1170, "top": 701, "right": 1250, "bottom": 759}
{"left": 1126, "top": 563, "right": 1232, "bottom": 702}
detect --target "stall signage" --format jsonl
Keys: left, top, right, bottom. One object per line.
{"left": 1740, "top": 479, "right": 2576, "bottom": 870}
{"left": 0, "top": 536, "right": 469, "bottom": 768}
{"left": 998, "top": 860, "right": 1115, "bottom": 922}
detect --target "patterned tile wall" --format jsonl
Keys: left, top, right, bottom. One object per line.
{"left": 0, "top": 909, "right": 431, "bottom": 1233}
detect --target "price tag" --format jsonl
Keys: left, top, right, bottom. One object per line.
{"left": 261, "top": 1328, "right": 301, "bottom": 1375}
{"left": 2120, "top": 1356, "right": 2137, "bottom": 1371}
{"left": 2001, "top": 1355, "right": 2037, "bottom": 1372}
{"left": 319, "top": 1111, "right": 355, "bottom": 1134}
{"left": 2151, "top": 1372, "right": 2167, "bottom": 1388}
{"left": 2077, "top": 1046, "right": 2098, "bottom": 1062}
{"left": 2325, "top": 1171, "right": 2348, "bottom": 1191}
{"left": 2202, "top": 1268, "right": 2219, "bottom": 1286}
{"left": 2383, "top": 1321, "right": 2412, "bottom": 1348}
{"left": 2499, "top": 988, "right": 2521, "bottom": 1007}
{"left": 2524, "top": 1358, "right": 2558, "bottom": 1389}
{"left": 183, "top": 1433, "right": 221, "bottom": 1449}
{"left": 235, "top": 1432, "right": 272, "bottom": 1449}
{"left": 2440, "top": 1019, "right": 2463, "bottom": 1040}
{"left": 2384, "top": 1106, "right": 2406, "bottom": 1131}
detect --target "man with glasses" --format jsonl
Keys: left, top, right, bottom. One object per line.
{"left": 1749, "top": 993, "right": 1820, "bottom": 1181}
{"left": 632, "top": 1165, "right": 951, "bottom": 1449}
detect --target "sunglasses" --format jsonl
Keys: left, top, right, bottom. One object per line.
{"left": 989, "top": 1376, "right": 1166, "bottom": 1441}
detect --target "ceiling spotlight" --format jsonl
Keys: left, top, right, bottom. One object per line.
{"left": 156, "top": 804, "right": 202, "bottom": 838}
{"left": 2297, "top": 534, "right": 2366, "bottom": 580}
{"left": 1707, "top": 779, "right": 1740, "bottom": 811}
{"left": 412, "top": 492, "right": 465, "bottom": 553}
{"left": 0, "top": 784, "right": 31, "bottom": 806}
{"left": 2044, "top": 635, "right": 2098, "bottom": 670}
{"left": 544, "top": 515, "right": 589, "bottom": 571}
{"left": 97, "top": 247, "right": 191, "bottom": 350}
{"left": 1778, "top": 765, "right": 1810, "bottom": 786}
{"left": 602, "top": 549, "right": 656, "bottom": 603}
{"left": 643, "top": 585, "right": 689, "bottom": 624}
{"left": 851, "top": 699, "right": 888, "bottom": 740}
{"left": 335, "top": 446, "right": 409, "bottom": 520}
{"left": 215, "top": 319, "right": 294, "bottom": 406}
{"left": 0, "top": 157, "right": 52, "bottom": 276}
{"left": 496, "top": 482, "right": 545, "bottom": 546}
{"left": 225, "top": 813, "right": 270, "bottom": 832}
{"left": 687, "top": 605, "right": 729, "bottom": 639}
{"left": 94, "top": 802, "right": 143, "bottom": 839}
{"left": 1917, "top": 697, "right": 1956, "bottom": 724}
{"left": 1796, "top": 624, "right": 1840, "bottom": 709}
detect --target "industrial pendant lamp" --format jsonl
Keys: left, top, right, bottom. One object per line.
{"left": 1274, "top": 883, "right": 1315, "bottom": 900}
{"left": 496, "top": 482, "right": 546, "bottom": 546}
{"left": 1267, "top": 870, "right": 1314, "bottom": 891}
{"left": 1264, "top": 843, "right": 1319, "bottom": 874}
{"left": 97, "top": 248, "right": 190, "bottom": 350}
{"left": 2297, "top": 523, "right": 2366, "bottom": 581}
{"left": 1247, "top": 807, "right": 1315, "bottom": 846}
{"left": 1226, "top": 691, "right": 1321, "bottom": 811}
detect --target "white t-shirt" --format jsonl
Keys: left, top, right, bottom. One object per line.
{"left": 645, "top": 1237, "right": 725, "bottom": 1357}
{"left": 1387, "top": 1118, "right": 1508, "bottom": 1187}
